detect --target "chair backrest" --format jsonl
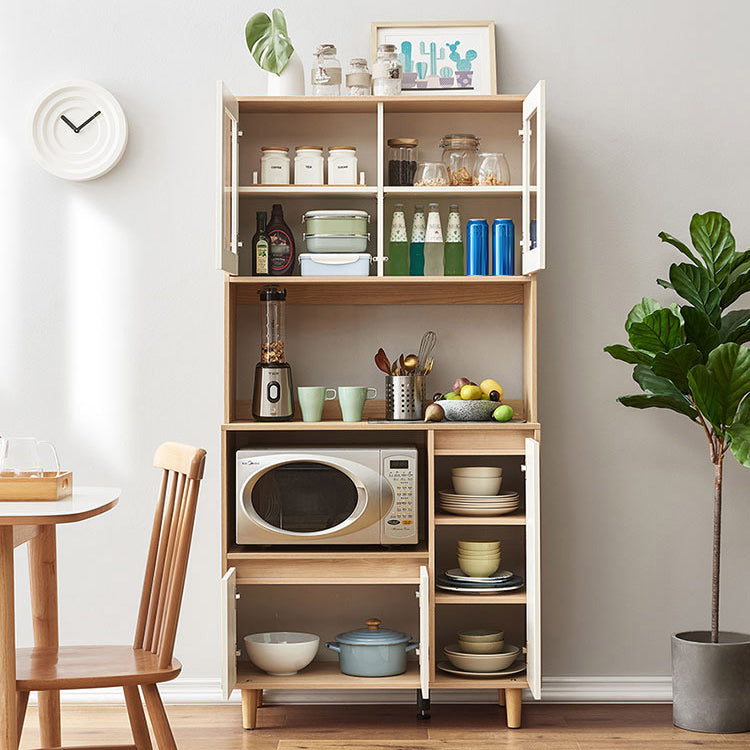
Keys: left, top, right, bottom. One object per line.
{"left": 133, "top": 442, "right": 207, "bottom": 668}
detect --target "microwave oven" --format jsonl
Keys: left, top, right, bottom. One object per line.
{"left": 236, "top": 447, "right": 418, "bottom": 545}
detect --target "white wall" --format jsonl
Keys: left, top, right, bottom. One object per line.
{"left": 2, "top": 0, "right": 749, "bottom": 693}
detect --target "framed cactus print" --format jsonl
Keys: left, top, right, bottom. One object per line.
{"left": 371, "top": 21, "right": 497, "bottom": 95}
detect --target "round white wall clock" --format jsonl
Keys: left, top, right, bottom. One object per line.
{"left": 30, "top": 80, "right": 128, "bottom": 181}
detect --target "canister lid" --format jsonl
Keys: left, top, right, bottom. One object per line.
{"left": 258, "top": 286, "right": 286, "bottom": 301}
{"left": 387, "top": 137, "right": 418, "bottom": 148}
{"left": 261, "top": 146, "right": 289, "bottom": 152}
{"left": 377, "top": 43, "right": 397, "bottom": 53}
{"left": 329, "top": 146, "right": 357, "bottom": 151}
{"left": 334, "top": 618, "right": 411, "bottom": 646}
{"left": 296, "top": 145, "right": 324, "bottom": 151}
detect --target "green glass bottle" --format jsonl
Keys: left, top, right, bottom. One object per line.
{"left": 409, "top": 204, "right": 426, "bottom": 276}
{"left": 388, "top": 203, "right": 409, "bottom": 275}
{"left": 444, "top": 203, "right": 465, "bottom": 276}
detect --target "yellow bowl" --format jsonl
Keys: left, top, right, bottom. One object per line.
{"left": 458, "top": 639, "right": 505, "bottom": 654}
{"left": 458, "top": 540, "right": 501, "bottom": 551}
{"left": 458, "top": 558, "right": 500, "bottom": 577}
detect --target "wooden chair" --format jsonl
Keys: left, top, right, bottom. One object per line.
{"left": 15, "top": 442, "right": 207, "bottom": 750}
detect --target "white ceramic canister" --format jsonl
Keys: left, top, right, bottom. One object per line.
{"left": 294, "top": 146, "right": 325, "bottom": 185}
{"left": 327, "top": 146, "right": 358, "bottom": 185}
{"left": 260, "top": 146, "right": 290, "bottom": 185}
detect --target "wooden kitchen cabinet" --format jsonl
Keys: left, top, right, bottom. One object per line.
{"left": 216, "top": 85, "right": 545, "bottom": 729}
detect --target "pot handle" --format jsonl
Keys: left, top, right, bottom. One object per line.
{"left": 405, "top": 641, "right": 419, "bottom": 653}
{"left": 324, "top": 641, "right": 341, "bottom": 653}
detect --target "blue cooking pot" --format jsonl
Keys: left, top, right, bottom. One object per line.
{"left": 325, "top": 618, "right": 419, "bottom": 677}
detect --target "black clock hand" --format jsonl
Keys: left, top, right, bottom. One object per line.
{"left": 60, "top": 114, "right": 78, "bottom": 131}
{"left": 76, "top": 110, "right": 101, "bottom": 131}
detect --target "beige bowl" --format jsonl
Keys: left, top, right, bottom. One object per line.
{"left": 459, "top": 639, "right": 505, "bottom": 654}
{"left": 452, "top": 467, "right": 503, "bottom": 477}
{"left": 244, "top": 632, "right": 319, "bottom": 676}
{"left": 457, "top": 550, "right": 501, "bottom": 559}
{"left": 444, "top": 644, "right": 520, "bottom": 672}
{"left": 452, "top": 476, "right": 503, "bottom": 496}
{"left": 456, "top": 546, "right": 500, "bottom": 555}
{"left": 458, "top": 628, "right": 504, "bottom": 642}
{"left": 458, "top": 557, "right": 500, "bottom": 577}
{"left": 458, "top": 539, "right": 501, "bottom": 551}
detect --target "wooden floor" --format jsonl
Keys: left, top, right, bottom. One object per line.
{"left": 17, "top": 703, "right": 750, "bottom": 749}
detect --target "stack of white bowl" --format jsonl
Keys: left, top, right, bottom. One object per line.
{"left": 438, "top": 467, "right": 520, "bottom": 517}
{"left": 442, "top": 628, "right": 521, "bottom": 674}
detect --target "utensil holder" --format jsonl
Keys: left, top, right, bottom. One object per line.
{"left": 385, "top": 375, "right": 425, "bottom": 420}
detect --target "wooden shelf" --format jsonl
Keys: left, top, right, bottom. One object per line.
{"left": 223, "top": 419, "right": 537, "bottom": 432}
{"left": 239, "top": 185, "right": 377, "bottom": 197}
{"left": 228, "top": 544, "right": 428, "bottom": 559}
{"left": 435, "top": 591, "right": 527, "bottom": 605}
{"left": 432, "top": 672, "right": 528, "bottom": 689}
{"left": 434, "top": 513, "right": 526, "bottom": 526}
{"left": 237, "top": 660, "right": 421, "bottom": 689}
{"left": 384, "top": 186, "right": 535, "bottom": 197}
{"left": 227, "top": 275, "right": 530, "bottom": 306}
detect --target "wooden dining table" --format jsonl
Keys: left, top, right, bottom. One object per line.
{"left": 0, "top": 486, "right": 120, "bottom": 750}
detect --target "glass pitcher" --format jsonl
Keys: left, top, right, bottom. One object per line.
{"left": 0, "top": 437, "right": 61, "bottom": 477}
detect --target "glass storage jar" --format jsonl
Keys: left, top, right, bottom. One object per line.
{"left": 327, "top": 147, "right": 358, "bottom": 185}
{"left": 260, "top": 146, "right": 290, "bottom": 185}
{"left": 474, "top": 152, "right": 511, "bottom": 186}
{"left": 294, "top": 146, "right": 324, "bottom": 184}
{"left": 311, "top": 44, "right": 342, "bottom": 95}
{"left": 413, "top": 161, "right": 449, "bottom": 187}
{"left": 387, "top": 137, "right": 418, "bottom": 186}
{"left": 372, "top": 43, "right": 402, "bottom": 96}
{"left": 346, "top": 58, "right": 371, "bottom": 95}
{"left": 440, "top": 134, "right": 480, "bottom": 186}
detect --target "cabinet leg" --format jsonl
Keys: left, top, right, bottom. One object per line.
{"left": 497, "top": 689, "right": 505, "bottom": 706}
{"left": 241, "top": 689, "right": 260, "bottom": 730}
{"left": 416, "top": 690, "right": 431, "bottom": 720}
{"left": 256, "top": 689, "right": 263, "bottom": 708}
{"left": 504, "top": 688, "right": 522, "bottom": 729}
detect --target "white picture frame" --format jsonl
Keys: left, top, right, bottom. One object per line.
{"left": 371, "top": 21, "right": 497, "bottom": 95}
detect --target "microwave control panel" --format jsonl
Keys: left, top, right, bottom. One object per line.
{"left": 382, "top": 452, "right": 418, "bottom": 542}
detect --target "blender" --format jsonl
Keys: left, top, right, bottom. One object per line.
{"left": 252, "top": 287, "right": 294, "bottom": 421}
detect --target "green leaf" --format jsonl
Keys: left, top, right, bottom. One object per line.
{"left": 669, "top": 263, "right": 721, "bottom": 323}
{"left": 658, "top": 231, "right": 702, "bottom": 266}
{"left": 682, "top": 306, "right": 720, "bottom": 361}
{"left": 687, "top": 365, "right": 724, "bottom": 431}
{"left": 625, "top": 298, "right": 662, "bottom": 332}
{"left": 618, "top": 394, "right": 698, "bottom": 420}
{"left": 603, "top": 345, "right": 654, "bottom": 366}
{"left": 689, "top": 211, "right": 736, "bottom": 286}
{"left": 720, "top": 310, "right": 750, "bottom": 344}
{"left": 656, "top": 278, "right": 674, "bottom": 290}
{"left": 720, "top": 270, "right": 750, "bottom": 307}
{"left": 706, "top": 343, "right": 750, "bottom": 425}
{"left": 632, "top": 364, "right": 688, "bottom": 400}
{"left": 245, "top": 9, "right": 294, "bottom": 75}
{"left": 729, "top": 249, "right": 750, "bottom": 276}
{"left": 628, "top": 309, "right": 684, "bottom": 353}
{"left": 728, "top": 398, "right": 750, "bottom": 466}
{"left": 652, "top": 344, "right": 702, "bottom": 393}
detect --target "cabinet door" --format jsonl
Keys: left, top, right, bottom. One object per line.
{"left": 418, "top": 565, "right": 430, "bottom": 699}
{"left": 522, "top": 80, "right": 546, "bottom": 275}
{"left": 221, "top": 567, "right": 237, "bottom": 700}
{"left": 524, "top": 438, "right": 541, "bottom": 699}
{"left": 217, "top": 81, "right": 239, "bottom": 274}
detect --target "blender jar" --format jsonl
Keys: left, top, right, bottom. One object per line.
{"left": 260, "top": 287, "right": 286, "bottom": 364}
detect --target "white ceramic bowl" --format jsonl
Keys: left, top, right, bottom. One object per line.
{"left": 452, "top": 476, "right": 503, "bottom": 495}
{"left": 444, "top": 643, "right": 520, "bottom": 672}
{"left": 458, "top": 628, "right": 505, "bottom": 643}
{"left": 459, "top": 639, "right": 505, "bottom": 654}
{"left": 452, "top": 467, "right": 503, "bottom": 477}
{"left": 457, "top": 557, "right": 501, "bottom": 577}
{"left": 244, "top": 632, "right": 319, "bottom": 676}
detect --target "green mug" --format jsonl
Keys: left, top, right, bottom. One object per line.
{"left": 338, "top": 386, "right": 377, "bottom": 422}
{"left": 297, "top": 386, "right": 337, "bottom": 422}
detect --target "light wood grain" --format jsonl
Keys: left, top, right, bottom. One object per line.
{"left": 0, "top": 526, "right": 15, "bottom": 749}
{"left": 242, "top": 690, "right": 259, "bottom": 730}
{"left": 142, "top": 684, "right": 176, "bottom": 750}
{"left": 505, "top": 688, "right": 522, "bottom": 729}
{"left": 434, "top": 513, "right": 526, "bottom": 526}
{"left": 523, "top": 275, "right": 538, "bottom": 423}
{"left": 434, "top": 592, "right": 526, "bottom": 605}
{"left": 12, "top": 525, "right": 38, "bottom": 548}
{"left": 123, "top": 685, "right": 152, "bottom": 750}
{"left": 0, "top": 472, "right": 72, "bottom": 502}
{"left": 237, "top": 662, "right": 420, "bottom": 690}
{"left": 153, "top": 444, "right": 206, "bottom": 481}
{"left": 433, "top": 429, "right": 530, "bottom": 456}
{"left": 16, "top": 690, "right": 29, "bottom": 746}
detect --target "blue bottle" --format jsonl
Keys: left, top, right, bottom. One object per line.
{"left": 466, "top": 219, "right": 489, "bottom": 275}
{"left": 492, "top": 218, "right": 515, "bottom": 275}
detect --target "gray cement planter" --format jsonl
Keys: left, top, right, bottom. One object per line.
{"left": 672, "top": 631, "right": 750, "bottom": 733}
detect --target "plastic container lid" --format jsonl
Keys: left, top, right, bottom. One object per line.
{"left": 334, "top": 618, "right": 411, "bottom": 645}
{"left": 302, "top": 210, "right": 370, "bottom": 220}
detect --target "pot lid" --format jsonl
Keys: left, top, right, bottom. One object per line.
{"left": 303, "top": 210, "right": 370, "bottom": 220}
{"left": 334, "top": 618, "right": 411, "bottom": 645}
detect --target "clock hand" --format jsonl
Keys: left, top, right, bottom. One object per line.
{"left": 76, "top": 110, "right": 102, "bottom": 131}
{"left": 60, "top": 114, "right": 79, "bottom": 132}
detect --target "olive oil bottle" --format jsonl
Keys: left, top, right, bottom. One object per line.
{"left": 249, "top": 211, "right": 269, "bottom": 276}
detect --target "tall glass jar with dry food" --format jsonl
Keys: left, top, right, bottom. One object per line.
{"left": 346, "top": 58, "right": 371, "bottom": 95}
{"left": 440, "top": 134, "right": 480, "bottom": 186}
{"left": 372, "top": 44, "right": 402, "bottom": 96}
{"left": 387, "top": 137, "right": 418, "bottom": 186}
{"left": 311, "top": 44, "right": 342, "bottom": 95}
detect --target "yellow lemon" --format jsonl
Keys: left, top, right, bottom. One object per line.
{"left": 460, "top": 384, "right": 482, "bottom": 400}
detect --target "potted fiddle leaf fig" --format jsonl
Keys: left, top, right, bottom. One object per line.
{"left": 605, "top": 211, "right": 750, "bottom": 734}
{"left": 245, "top": 9, "right": 304, "bottom": 96}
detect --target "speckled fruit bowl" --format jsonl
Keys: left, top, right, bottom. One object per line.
{"left": 437, "top": 399, "right": 498, "bottom": 422}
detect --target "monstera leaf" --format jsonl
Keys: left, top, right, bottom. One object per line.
{"left": 628, "top": 308, "right": 684, "bottom": 353}
{"left": 245, "top": 9, "right": 294, "bottom": 75}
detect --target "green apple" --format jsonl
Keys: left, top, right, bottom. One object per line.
{"left": 443, "top": 391, "right": 460, "bottom": 400}
{"left": 493, "top": 404, "right": 514, "bottom": 422}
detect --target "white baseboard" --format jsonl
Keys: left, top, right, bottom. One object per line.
{"left": 30, "top": 676, "right": 672, "bottom": 706}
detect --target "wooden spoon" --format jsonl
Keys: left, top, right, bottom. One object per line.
{"left": 374, "top": 348, "right": 391, "bottom": 374}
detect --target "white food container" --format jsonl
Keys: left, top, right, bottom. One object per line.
{"left": 327, "top": 147, "right": 358, "bottom": 185}
{"left": 260, "top": 146, "right": 290, "bottom": 184}
{"left": 294, "top": 146, "right": 324, "bottom": 184}
{"left": 303, "top": 234, "right": 369, "bottom": 253}
{"left": 299, "top": 253, "right": 372, "bottom": 276}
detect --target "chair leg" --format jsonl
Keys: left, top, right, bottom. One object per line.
{"left": 16, "top": 691, "right": 29, "bottom": 748}
{"left": 124, "top": 685, "right": 153, "bottom": 750}
{"left": 142, "top": 684, "right": 176, "bottom": 750}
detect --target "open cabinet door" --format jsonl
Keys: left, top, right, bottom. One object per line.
{"left": 221, "top": 567, "right": 237, "bottom": 700}
{"left": 522, "top": 81, "right": 546, "bottom": 274}
{"left": 418, "top": 565, "right": 430, "bottom": 704}
{"left": 524, "top": 438, "right": 541, "bottom": 699}
{"left": 217, "top": 82, "right": 239, "bottom": 274}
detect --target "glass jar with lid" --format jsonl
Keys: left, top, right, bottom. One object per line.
{"left": 474, "top": 152, "right": 511, "bottom": 186}
{"left": 440, "top": 134, "right": 480, "bottom": 186}
{"left": 387, "top": 137, "right": 418, "bottom": 186}
{"left": 260, "top": 146, "right": 290, "bottom": 185}
{"left": 372, "top": 43, "right": 402, "bottom": 96}
{"left": 311, "top": 44, "right": 342, "bottom": 96}
{"left": 346, "top": 58, "right": 371, "bottom": 96}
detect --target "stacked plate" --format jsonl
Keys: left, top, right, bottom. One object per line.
{"left": 437, "top": 569, "right": 525, "bottom": 595}
{"left": 439, "top": 489, "right": 520, "bottom": 517}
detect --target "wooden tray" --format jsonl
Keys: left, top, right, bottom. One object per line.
{"left": 0, "top": 471, "right": 73, "bottom": 501}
